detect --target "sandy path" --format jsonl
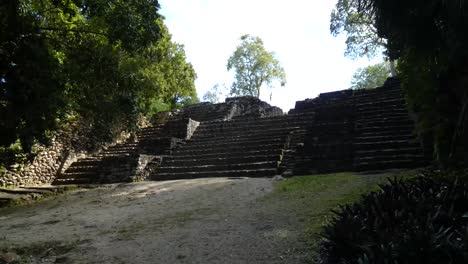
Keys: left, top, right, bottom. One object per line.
{"left": 0, "top": 178, "right": 310, "bottom": 263}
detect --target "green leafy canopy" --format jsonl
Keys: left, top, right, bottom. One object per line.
{"left": 350, "top": 62, "right": 390, "bottom": 90}
{"left": 227, "top": 35, "right": 286, "bottom": 98}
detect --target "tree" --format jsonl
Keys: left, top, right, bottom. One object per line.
{"left": 330, "top": 0, "right": 396, "bottom": 76}
{"left": 227, "top": 35, "right": 286, "bottom": 98}
{"left": 350, "top": 62, "right": 390, "bottom": 89}
{"left": 137, "top": 20, "right": 198, "bottom": 111}
{"left": 0, "top": 0, "right": 197, "bottom": 167}
{"left": 202, "top": 83, "right": 228, "bottom": 103}
{"left": 336, "top": 0, "right": 468, "bottom": 164}
{"left": 330, "top": 0, "right": 384, "bottom": 59}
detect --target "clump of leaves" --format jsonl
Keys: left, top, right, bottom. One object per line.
{"left": 320, "top": 175, "right": 468, "bottom": 264}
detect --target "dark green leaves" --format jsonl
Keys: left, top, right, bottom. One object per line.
{"left": 350, "top": 62, "right": 390, "bottom": 90}
{"left": 0, "top": 0, "right": 197, "bottom": 167}
{"left": 321, "top": 175, "right": 468, "bottom": 264}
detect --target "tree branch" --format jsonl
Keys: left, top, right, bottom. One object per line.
{"left": 38, "top": 27, "right": 108, "bottom": 37}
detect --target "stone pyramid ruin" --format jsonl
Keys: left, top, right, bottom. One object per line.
{"left": 52, "top": 78, "right": 429, "bottom": 185}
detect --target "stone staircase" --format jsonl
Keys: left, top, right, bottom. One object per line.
{"left": 52, "top": 79, "right": 429, "bottom": 185}
{"left": 52, "top": 96, "right": 283, "bottom": 185}
{"left": 52, "top": 139, "right": 141, "bottom": 185}
{"left": 352, "top": 81, "right": 427, "bottom": 170}
{"left": 288, "top": 78, "right": 428, "bottom": 173}
{"left": 151, "top": 113, "right": 315, "bottom": 180}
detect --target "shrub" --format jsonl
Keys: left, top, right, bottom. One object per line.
{"left": 320, "top": 176, "right": 468, "bottom": 264}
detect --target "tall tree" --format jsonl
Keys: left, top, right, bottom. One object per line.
{"left": 137, "top": 20, "right": 198, "bottom": 111}
{"left": 0, "top": 0, "right": 197, "bottom": 160}
{"left": 227, "top": 35, "right": 286, "bottom": 98}
{"left": 330, "top": 0, "right": 384, "bottom": 59}
{"left": 338, "top": 0, "right": 468, "bottom": 164}
{"left": 350, "top": 62, "right": 390, "bottom": 89}
{"left": 330, "top": 0, "right": 396, "bottom": 76}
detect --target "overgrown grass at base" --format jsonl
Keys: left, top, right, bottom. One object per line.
{"left": 270, "top": 171, "right": 403, "bottom": 261}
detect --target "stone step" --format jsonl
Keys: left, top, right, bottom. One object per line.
{"left": 52, "top": 178, "right": 92, "bottom": 185}
{"left": 353, "top": 159, "right": 427, "bottom": 171}
{"left": 65, "top": 159, "right": 134, "bottom": 173}
{"left": 307, "top": 121, "right": 354, "bottom": 130}
{"left": 357, "top": 98, "right": 405, "bottom": 108}
{"left": 358, "top": 124, "right": 414, "bottom": 134}
{"left": 359, "top": 108, "right": 409, "bottom": 117}
{"left": 358, "top": 104, "right": 407, "bottom": 113}
{"left": 65, "top": 165, "right": 100, "bottom": 173}
{"left": 168, "top": 149, "right": 283, "bottom": 160}
{"left": 188, "top": 131, "right": 290, "bottom": 144}
{"left": 332, "top": 94, "right": 404, "bottom": 106}
{"left": 162, "top": 154, "right": 281, "bottom": 167}
{"left": 104, "top": 146, "right": 140, "bottom": 153}
{"left": 0, "top": 187, "right": 51, "bottom": 195}
{"left": 100, "top": 149, "right": 138, "bottom": 155}
{"left": 191, "top": 127, "right": 297, "bottom": 141}
{"left": 200, "top": 114, "right": 313, "bottom": 128}
{"left": 354, "top": 147, "right": 423, "bottom": 158}
{"left": 192, "top": 126, "right": 302, "bottom": 139}
{"left": 354, "top": 154, "right": 426, "bottom": 163}
{"left": 359, "top": 129, "right": 413, "bottom": 137}
{"left": 137, "top": 132, "right": 177, "bottom": 139}
{"left": 59, "top": 171, "right": 98, "bottom": 179}
{"left": 357, "top": 113, "right": 410, "bottom": 122}
{"left": 195, "top": 121, "right": 310, "bottom": 133}
{"left": 172, "top": 142, "right": 284, "bottom": 156}
{"left": 353, "top": 140, "right": 420, "bottom": 151}
{"left": 93, "top": 153, "right": 137, "bottom": 158}
{"left": 357, "top": 119, "right": 414, "bottom": 128}
{"left": 151, "top": 168, "right": 278, "bottom": 181}
{"left": 298, "top": 92, "right": 403, "bottom": 109}
{"left": 182, "top": 137, "right": 286, "bottom": 150}
{"left": 71, "top": 158, "right": 103, "bottom": 166}
{"left": 137, "top": 127, "right": 165, "bottom": 133}
{"left": 352, "top": 91, "right": 402, "bottom": 101}
{"left": 355, "top": 134, "right": 416, "bottom": 143}
{"left": 107, "top": 141, "right": 139, "bottom": 147}
{"left": 157, "top": 161, "right": 278, "bottom": 173}
{"left": 296, "top": 151, "right": 354, "bottom": 160}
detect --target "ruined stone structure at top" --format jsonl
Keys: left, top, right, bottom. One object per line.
{"left": 53, "top": 78, "right": 429, "bottom": 185}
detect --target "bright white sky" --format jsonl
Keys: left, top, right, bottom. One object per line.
{"left": 158, "top": 0, "right": 381, "bottom": 112}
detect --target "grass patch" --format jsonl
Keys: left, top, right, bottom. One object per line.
{"left": 0, "top": 185, "right": 80, "bottom": 209}
{"left": 0, "top": 240, "right": 82, "bottom": 263}
{"left": 270, "top": 171, "right": 418, "bottom": 262}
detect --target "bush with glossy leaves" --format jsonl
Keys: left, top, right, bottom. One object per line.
{"left": 320, "top": 175, "right": 468, "bottom": 264}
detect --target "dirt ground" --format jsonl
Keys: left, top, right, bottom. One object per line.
{"left": 0, "top": 177, "right": 313, "bottom": 264}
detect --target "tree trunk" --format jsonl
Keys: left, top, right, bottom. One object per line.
{"left": 390, "top": 60, "right": 397, "bottom": 77}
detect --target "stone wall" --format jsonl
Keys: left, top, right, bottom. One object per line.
{"left": 225, "top": 96, "right": 283, "bottom": 119}
{"left": 132, "top": 155, "right": 162, "bottom": 182}
{"left": 0, "top": 123, "right": 131, "bottom": 187}
{"left": 185, "top": 119, "right": 200, "bottom": 140}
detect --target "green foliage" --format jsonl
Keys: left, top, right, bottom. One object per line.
{"left": 335, "top": 0, "right": 468, "bottom": 165}
{"left": 271, "top": 172, "right": 392, "bottom": 262}
{"left": 227, "top": 35, "right": 286, "bottom": 98}
{"left": 330, "top": 0, "right": 385, "bottom": 59}
{"left": 202, "top": 83, "right": 228, "bottom": 103}
{"left": 321, "top": 175, "right": 468, "bottom": 264}
{"left": 350, "top": 62, "right": 390, "bottom": 89}
{"left": 0, "top": 141, "right": 27, "bottom": 171}
{"left": 137, "top": 20, "right": 198, "bottom": 111}
{"left": 0, "top": 1, "right": 197, "bottom": 167}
